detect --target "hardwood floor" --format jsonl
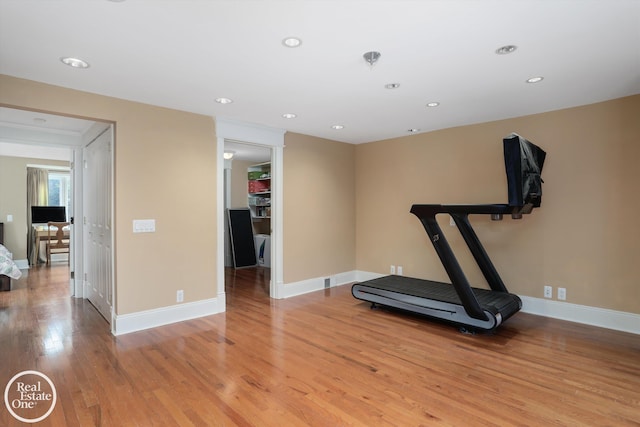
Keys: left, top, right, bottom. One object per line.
{"left": 1, "top": 266, "right": 639, "bottom": 426}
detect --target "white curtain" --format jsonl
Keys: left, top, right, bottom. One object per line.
{"left": 27, "top": 167, "right": 49, "bottom": 265}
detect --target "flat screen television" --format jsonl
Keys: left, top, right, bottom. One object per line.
{"left": 31, "top": 206, "right": 66, "bottom": 224}
{"left": 503, "top": 133, "right": 546, "bottom": 213}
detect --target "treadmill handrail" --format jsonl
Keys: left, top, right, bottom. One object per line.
{"left": 410, "top": 209, "right": 488, "bottom": 320}
{"left": 409, "top": 204, "right": 517, "bottom": 321}
{"left": 450, "top": 213, "right": 508, "bottom": 293}
{"left": 411, "top": 204, "right": 513, "bottom": 216}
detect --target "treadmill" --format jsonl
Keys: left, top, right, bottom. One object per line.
{"left": 352, "top": 133, "right": 546, "bottom": 331}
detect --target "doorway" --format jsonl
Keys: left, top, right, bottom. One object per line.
{"left": 223, "top": 140, "right": 272, "bottom": 298}
{"left": 223, "top": 140, "right": 271, "bottom": 266}
{"left": 0, "top": 107, "right": 114, "bottom": 323}
{"left": 216, "top": 118, "right": 285, "bottom": 301}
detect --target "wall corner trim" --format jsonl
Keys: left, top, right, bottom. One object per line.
{"left": 215, "top": 117, "right": 285, "bottom": 146}
{"left": 112, "top": 297, "right": 224, "bottom": 336}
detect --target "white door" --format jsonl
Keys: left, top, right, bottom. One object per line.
{"left": 83, "top": 127, "right": 113, "bottom": 322}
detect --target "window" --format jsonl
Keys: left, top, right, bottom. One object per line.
{"left": 48, "top": 172, "right": 71, "bottom": 220}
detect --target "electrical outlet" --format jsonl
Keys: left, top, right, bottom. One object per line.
{"left": 176, "top": 290, "right": 184, "bottom": 303}
{"left": 390, "top": 265, "right": 396, "bottom": 275}
{"left": 397, "top": 266, "right": 403, "bottom": 276}
{"left": 544, "top": 285, "right": 552, "bottom": 299}
{"left": 558, "top": 287, "right": 566, "bottom": 301}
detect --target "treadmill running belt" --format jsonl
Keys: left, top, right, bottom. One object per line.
{"left": 352, "top": 275, "right": 522, "bottom": 330}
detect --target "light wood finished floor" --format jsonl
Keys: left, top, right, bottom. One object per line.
{"left": 1, "top": 265, "right": 639, "bottom": 426}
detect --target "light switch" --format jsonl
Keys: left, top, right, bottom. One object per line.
{"left": 133, "top": 219, "right": 156, "bottom": 233}
{"left": 6, "top": 214, "right": 13, "bottom": 222}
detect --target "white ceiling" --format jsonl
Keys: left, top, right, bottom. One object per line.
{"left": 0, "top": 0, "right": 639, "bottom": 145}
{"left": 0, "top": 107, "right": 94, "bottom": 160}
{"left": 0, "top": 107, "right": 95, "bottom": 143}
{"left": 225, "top": 140, "right": 271, "bottom": 163}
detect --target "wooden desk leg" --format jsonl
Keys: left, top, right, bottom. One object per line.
{"left": 34, "top": 234, "right": 40, "bottom": 265}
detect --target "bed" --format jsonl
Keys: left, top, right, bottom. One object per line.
{"left": 1, "top": 236, "right": 22, "bottom": 291}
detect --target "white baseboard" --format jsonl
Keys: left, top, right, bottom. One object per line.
{"left": 354, "top": 270, "right": 385, "bottom": 282}
{"left": 14, "top": 257, "right": 64, "bottom": 269}
{"left": 15, "top": 259, "right": 29, "bottom": 269}
{"left": 113, "top": 296, "right": 225, "bottom": 336}
{"left": 520, "top": 296, "right": 640, "bottom": 335}
{"left": 284, "top": 270, "right": 639, "bottom": 335}
{"left": 282, "top": 270, "right": 386, "bottom": 298}
{"left": 110, "top": 273, "right": 639, "bottom": 336}
{"left": 282, "top": 270, "right": 384, "bottom": 298}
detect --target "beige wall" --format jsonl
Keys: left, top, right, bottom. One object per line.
{"left": 0, "top": 156, "right": 69, "bottom": 259}
{"left": 2, "top": 73, "right": 637, "bottom": 318}
{"left": 229, "top": 159, "right": 252, "bottom": 209}
{"left": 1, "top": 75, "right": 218, "bottom": 315}
{"left": 356, "top": 95, "right": 640, "bottom": 314}
{"left": 283, "top": 133, "right": 356, "bottom": 284}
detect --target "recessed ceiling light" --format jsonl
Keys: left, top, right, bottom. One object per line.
{"left": 526, "top": 76, "right": 544, "bottom": 83}
{"left": 215, "top": 97, "right": 233, "bottom": 104}
{"left": 60, "top": 57, "right": 89, "bottom": 68}
{"left": 426, "top": 102, "right": 440, "bottom": 107}
{"left": 331, "top": 125, "right": 344, "bottom": 130}
{"left": 408, "top": 128, "right": 420, "bottom": 133}
{"left": 385, "top": 83, "right": 400, "bottom": 89}
{"left": 282, "top": 37, "right": 302, "bottom": 48}
{"left": 282, "top": 113, "right": 297, "bottom": 119}
{"left": 495, "top": 45, "right": 518, "bottom": 55}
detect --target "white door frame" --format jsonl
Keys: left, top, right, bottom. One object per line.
{"left": 216, "top": 118, "right": 285, "bottom": 301}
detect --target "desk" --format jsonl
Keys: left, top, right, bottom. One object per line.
{"left": 32, "top": 225, "right": 70, "bottom": 264}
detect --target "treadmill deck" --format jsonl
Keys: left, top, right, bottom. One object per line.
{"left": 352, "top": 275, "right": 522, "bottom": 330}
